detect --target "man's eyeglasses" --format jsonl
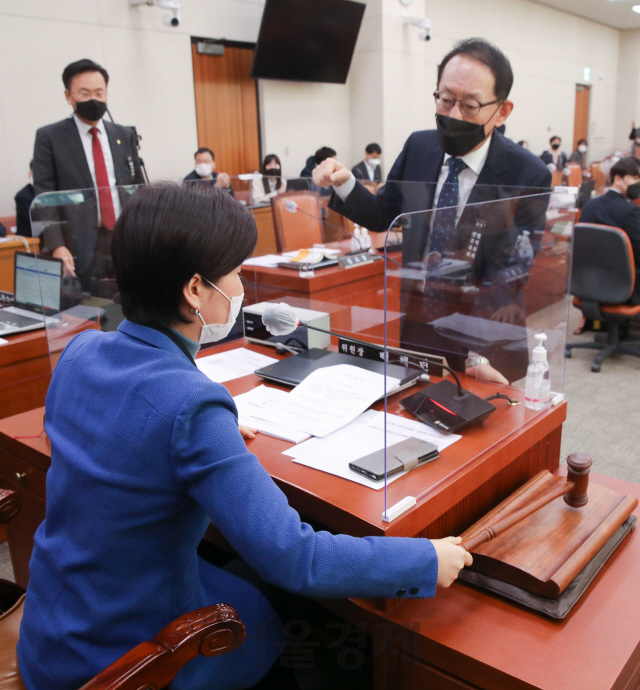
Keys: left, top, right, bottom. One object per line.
{"left": 433, "top": 91, "right": 501, "bottom": 118}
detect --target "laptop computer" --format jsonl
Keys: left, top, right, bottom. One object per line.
{"left": 254, "top": 348, "right": 423, "bottom": 396}
{"left": 0, "top": 252, "right": 63, "bottom": 336}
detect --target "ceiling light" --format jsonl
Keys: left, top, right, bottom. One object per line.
{"left": 633, "top": 4, "right": 640, "bottom": 12}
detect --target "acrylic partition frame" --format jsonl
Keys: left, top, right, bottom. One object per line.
{"left": 379, "top": 181, "right": 576, "bottom": 522}
{"left": 28, "top": 177, "right": 575, "bottom": 536}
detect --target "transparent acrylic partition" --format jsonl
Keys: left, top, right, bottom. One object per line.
{"left": 29, "top": 176, "right": 575, "bottom": 538}
{"left": 379, "top": 181, "right": 576, "bottom": 525}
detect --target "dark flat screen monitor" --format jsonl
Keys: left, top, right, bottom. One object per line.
{"left": 251, "top": 0, "right": 365, "bottom": 84}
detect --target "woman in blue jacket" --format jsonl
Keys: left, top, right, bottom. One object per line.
{"left": 17, "top": 182, "right": 471, "bottom": 690}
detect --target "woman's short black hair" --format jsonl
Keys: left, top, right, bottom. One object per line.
{"left": 550, "top": 135, "right": 561, "bottom": 144}
{"left": 112, "top": 182, "right": 257, "bottom": 328}
{"left": 62, "top": 59, "right": 109, "bottom": 90}
{"left": 437, "top": 38, "right": 513, "bottom": 102}
{"left": 365, "top": 143, "right": 382, "bottom": 155}
{"left": 610, "top": 157, "right": 640, "bottom": 182}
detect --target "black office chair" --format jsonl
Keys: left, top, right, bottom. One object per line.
{"left": 565, "top": 223, "right": 640, "bottom": 372}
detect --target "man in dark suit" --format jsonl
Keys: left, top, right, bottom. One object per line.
{"left": 352, "top": 143, "right": 383, "bottom": 182}
{"left": 14, "top": 162, "right": 35, "bottom": 237}
{"left": 32, "top": 58, "right": 144, "bottom": 287}
{"left": 580, "top": 157, "right": 640, "bottom": 304}
{"left": 315, "top": 38, "right": 552, "bottom": 384}
{"left": 184, "top": 147, "right": 233, "bottom": 197}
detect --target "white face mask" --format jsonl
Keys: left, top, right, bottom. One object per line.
{"left": 195, "top": 163, "right": 213, "bottom": 177}
{"left": 578, "top": 145, "right": 587, "bottom": 154}
{"left": 196, "top": 277, "right": 244, "bottom": 343}
{"left": 368, "top": 157, "right": 381, "bottom": 167}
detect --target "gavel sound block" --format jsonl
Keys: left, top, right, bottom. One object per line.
{"left": 460, "top": 454, "right": 638, "bottom": 598}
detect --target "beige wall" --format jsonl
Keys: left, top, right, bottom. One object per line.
{"left": 0, "top": 0, "right": 633, "bottom": 217}
{"left": 614, "top": 29, "right": 640, "bottom": 154}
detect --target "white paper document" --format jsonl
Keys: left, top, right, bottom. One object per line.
{"left": 257, "top": 364, "right": 399, "bottom": 438}
{"left": 196, "top": 348, "right": 277, "bottom": 384}
{"left": 233, "top": 385, "right": 311, "bottom": 444}
{"left": 242, "top": 254, "right": 283, "bottom": 268}
{"left": 283, "top": 410, "right": 460, "bottom": 490}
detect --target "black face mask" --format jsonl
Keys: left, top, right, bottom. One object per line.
{"left": 266, "top": 168, "right": 281, "bottom": 177}
{"left": 435, "top": 113, "right": 491, "bottom": 157}
{"left": 75, "top": 99, "right": 108, "bottom": 122}
{"left": 626, "top": 182, "right": 640, "bottom": 200}
{"left": 551, "top": 143, "right": 561, "bottom": 150}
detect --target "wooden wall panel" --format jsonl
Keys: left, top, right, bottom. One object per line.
{"left": 192, "top": 44, "right": 260, "bottom": 177}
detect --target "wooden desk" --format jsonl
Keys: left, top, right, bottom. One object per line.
{"left": 324, "top": 471, "right": 640, "bottom": 690}
{"left": 0, "top": 237, "right": 39, "bottom": 292}
{"left": 0, "top": 339, "right": 565, "bottom": 587}
{"left": 249, "top": 206, "right": 277, "bottom": 257}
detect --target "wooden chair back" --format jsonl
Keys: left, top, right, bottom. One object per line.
{"left": 589, "top": 163, "right": 606, "bottom": 192}
{"left": 271, "top": 191, "right": 323, "bottom": 252}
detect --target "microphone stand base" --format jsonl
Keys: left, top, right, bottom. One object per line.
{"left": 400, "top": 379, "right": 496, "bottom": 434}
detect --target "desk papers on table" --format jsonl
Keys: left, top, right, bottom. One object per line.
{"left": 196, "top": 347, "right": 277, "bottom": 384}
{"left": 256, "top": 364, "right": 400, "bottom": 438}
{"left": 283, "top": 410, "right": 461, "bottom": 490}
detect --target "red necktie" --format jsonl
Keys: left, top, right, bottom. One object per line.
{"left": 89, "top": 127, "right": 116, "bottom": 230}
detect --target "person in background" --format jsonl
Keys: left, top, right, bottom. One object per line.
{"left": 352, "top": 143, "right": 383, "bottom": 182}
{"left": 251, "top": 154, "right": 286, "bottom": 205}
{"left": 629, "top": 122, "right": 640, "bottom": 158}
{"left": 540, "top": 135, "right": 567, "bottom": 173}
{"left": 579, "top": 157, "right": 640, "bottom": 304}
{"left": 300, "top": 147, "right": 336, "bottom": 178}
{"left": 184, "top": 147, "right": 233, "bottom": 196}
{"left": 517, "top": 140, "right": 529, "bottom": 149}
{"left": 32, "top": 58, "right": 144, "bottom": 281}
{"left": 15, "top": 161, "right": 35, "bottom": 237}
{"left": 569, "top": 138, "right": 589, "bottom": 170}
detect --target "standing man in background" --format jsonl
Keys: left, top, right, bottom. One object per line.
{"left": 32, "top": 59, "right": 144, "bottom": 285}
{"left": 352, "top": 143, "right": 383, "bottom": 182}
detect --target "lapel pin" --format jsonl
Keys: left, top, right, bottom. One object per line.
{"left": 117, "top": 139, "right": 121, "bottom": 145}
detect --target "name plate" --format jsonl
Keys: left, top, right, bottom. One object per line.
{"left": 339, "top": 252, "right": 373, "bottom": 269}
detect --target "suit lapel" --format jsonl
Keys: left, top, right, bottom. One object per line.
{"left": 61, "top": 118, "right": 94, "bottom": 189}
{"left": 105, "top": 121, "right": 128, "bottom": 185}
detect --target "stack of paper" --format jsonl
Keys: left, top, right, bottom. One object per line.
{"left": 284, "top": 410, "right": 461, "bottom": 490}
{"left": 196, "top": 348, "right": 277, "bottom": 384}
{"left": 233, "top": 386, "right": 311, "bottom": 444}
{"left": 257, "top": 364, "right": 399, "bottom": 438}
{"left": 242, "top": 254, "right": 283, "bottom": 268}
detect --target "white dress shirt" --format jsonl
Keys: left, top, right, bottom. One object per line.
{"left": 364, "top": 159, "right": 377, "bottom": 181}
{"left": 73, "top": 114, "right": 122, "bottom": 223}
{"left": 432, "top": 134, "right": 493, "bottom": 224}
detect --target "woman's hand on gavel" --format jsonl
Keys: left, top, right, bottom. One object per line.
{"left": 431, "top": 537, "right": 474, "bottom": 588}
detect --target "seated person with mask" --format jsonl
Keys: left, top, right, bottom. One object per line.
{"left": 352, "top": 143, "right": 383, "bottom": 182}
{"left": 251, "top": 154, "right": 286, "bottom": 205}
{"left": 540, "top": 136, "right": 567, "bottom": 173}
{"left": 184, "top": 147, "right": 234, "bottom": 196}
{"left": 314, "top": 38, "right": 551, "bottom": 385}
{"left": 579, "top": 157, "right": 640, "bottom": 304}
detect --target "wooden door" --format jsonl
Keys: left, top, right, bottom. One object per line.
{"left": 573, "top": 84, "right": 590, "bottom": 151}
{"left": 191, "top": 43, "right": 260, "bottom": 177}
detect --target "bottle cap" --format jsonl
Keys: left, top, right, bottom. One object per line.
{"left": 533, "top": 332, "right": 548, "bottom": 362}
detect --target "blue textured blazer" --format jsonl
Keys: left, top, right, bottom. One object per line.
{"left": 18, "top": 321, "right": 437, "bottom": 690}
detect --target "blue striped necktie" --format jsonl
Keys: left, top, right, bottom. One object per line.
{"left": 430, "top": 157, "right": 467, "bottom": 254}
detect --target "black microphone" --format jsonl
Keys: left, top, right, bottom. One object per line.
{"left": 261, "top": 302, "right": 497, "bottom": 434}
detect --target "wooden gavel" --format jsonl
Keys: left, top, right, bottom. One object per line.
{"left": 461, "top": 453, "right": 592, "bottom": 552}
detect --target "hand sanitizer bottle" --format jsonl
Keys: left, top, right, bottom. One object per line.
{"left": 361, "top": 227, "right": 372, "bottom": 251}
{"left": 525, "top": 333, "right": 550, "bottom": 410}
{"left": 517, "top": 230, "right": 534, "bottom": 267}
